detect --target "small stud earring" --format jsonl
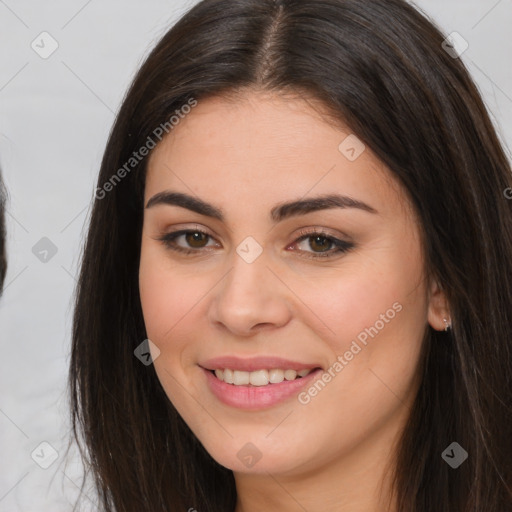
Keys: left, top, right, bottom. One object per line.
{"left": 443, "top": 317, "right": 451, "bottom": 331}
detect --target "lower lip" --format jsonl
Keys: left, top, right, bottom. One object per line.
{"left": 201, "top": 367, "right": 323, "bottom": 410}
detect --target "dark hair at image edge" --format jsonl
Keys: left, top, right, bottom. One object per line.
{"left": 65, "top": 0, "right": 512, "bottom": 510}
{"left": 0, "top": 168, "right": 7, "bottom": 295}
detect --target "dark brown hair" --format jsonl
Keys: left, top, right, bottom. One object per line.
{"left": 66, "top": 0, "right": 512, "bottom": 510}
{"left": 0, "top": 168, "right": 7, "bottom": 295}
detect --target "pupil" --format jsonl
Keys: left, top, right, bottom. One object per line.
{"left": 187, "top": 232, "right": 206, "bottom": 247}
{"left": 311, "top": 235, "right": 330, "bottom": 252}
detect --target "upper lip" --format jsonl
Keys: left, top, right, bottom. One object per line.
{"left": 200, "top": 356, "right": 323, "bottom": 372}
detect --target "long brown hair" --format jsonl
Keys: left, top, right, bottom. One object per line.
{"left": 0, "top": 168, "right": 7, "bottom": 294}
{"left": 66, "top": 0, "right": 512, "bottom": 510}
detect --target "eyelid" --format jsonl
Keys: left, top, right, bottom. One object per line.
{"left": 154, "top": 225, "right": 218, "bottom": 254}
{"left": 290, "top": 228, "right": 354, "bottom": 259}
{"left": 294, "top": 225, "right": 352, "bottom": 242}
{"left": 156, "top": 225, "right": 355, "bottom": 259}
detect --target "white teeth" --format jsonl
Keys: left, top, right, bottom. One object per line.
{"left": 249, "top": 369, "right": 269, "bottom": 386}
{"left": 223, "top": 368, "right": 234, "bottom": 384}
{"left": 284, "top": 369, "right": 297, "bottom": 381}
{"left": 269, "top": 369, "right": 285, "bottom": 384}
{"left": 233, "top": 370, "right": 250, "bottom": 385}
{"left": 212, "top": 368, "right": 314, "bottom": 386}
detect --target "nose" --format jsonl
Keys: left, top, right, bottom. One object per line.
{"left": 207, "top": 248, "right": 292, "bottom": 337}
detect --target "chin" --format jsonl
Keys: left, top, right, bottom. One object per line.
{"left": 199, "top": 436, "right": 313, "bottom": 476}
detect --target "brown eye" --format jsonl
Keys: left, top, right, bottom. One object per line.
{"left": 293, "top": 229, "right": 355, "bottom": 259}
{"left": 157, "top": 228, "right": 354, "bottom": 260}
{"left": 185, "top": 231, "right": 209, "bottom": 248}
{"left": 157, "top": 229, "right": 217, "bottom": 254}
{"left": 307, "top": 235, "right": 333, "bottom": 253}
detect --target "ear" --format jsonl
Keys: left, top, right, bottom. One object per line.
{"left": 427, "top": 278, "right": 451, "bottom": 331}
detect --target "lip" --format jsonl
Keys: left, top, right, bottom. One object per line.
{"left": 201, "top": 366, "right": 324, "bottom": 410}
{"left": 200, "top": 355, "right": 323, "bottom": 372}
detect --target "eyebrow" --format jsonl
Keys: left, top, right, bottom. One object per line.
{"left": 145, "top": 191, "right": 378, "bottom": 222}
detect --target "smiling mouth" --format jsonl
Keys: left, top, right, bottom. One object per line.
{"left": 209, "top": 367, "right": 322, "bottom": 386}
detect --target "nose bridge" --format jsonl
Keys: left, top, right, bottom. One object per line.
{"left": 223, "top": 242, "right": 271, "bottom": 307}
{"left": 209, "top": 239, "right": 291, "bottom": 333}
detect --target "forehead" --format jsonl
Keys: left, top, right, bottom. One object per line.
{"left": 148, "top": 90, "right": 350, "bottom": 169}
{"left": 144, "top": 90, "right": 408, "bottom": 219}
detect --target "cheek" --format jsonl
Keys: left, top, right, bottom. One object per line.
{"left": 299, "top": 242, "right": 427, "bottom": 374}
{"left": 138, "top": 247, "right": 203, "bottom": 406}
{"left": 301, "top": 262, "right": 418, "bottom": 341}
{"left": 289, "top": 253, "right": 426, "bottom": 452}
{"left": 138, "top": 245, "right": 198, "bottom": 344}
{"left": 139, "top": 248, "right": 195, "bottom": 368}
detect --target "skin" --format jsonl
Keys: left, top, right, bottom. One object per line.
{"left": 138, "top": 89, "right": 450, "bottom": 512}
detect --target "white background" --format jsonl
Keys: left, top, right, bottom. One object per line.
{"left": 0, "top": 0, "right": 511, "bottom": 510}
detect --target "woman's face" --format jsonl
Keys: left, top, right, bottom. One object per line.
{"left": 139, "top": 90, "right": 445, "bottom": 479}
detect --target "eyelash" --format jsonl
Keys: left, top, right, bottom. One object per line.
{"left": 156, "top": 227, "right": 355, "bottom": 260}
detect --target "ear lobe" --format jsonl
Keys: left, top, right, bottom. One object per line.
{"left": 427, "top": 279, "right": 451, "bottom": 331}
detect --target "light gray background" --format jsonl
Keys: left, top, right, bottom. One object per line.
{"left": 0, "top": 0, "right": 511, "bottom": 510}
